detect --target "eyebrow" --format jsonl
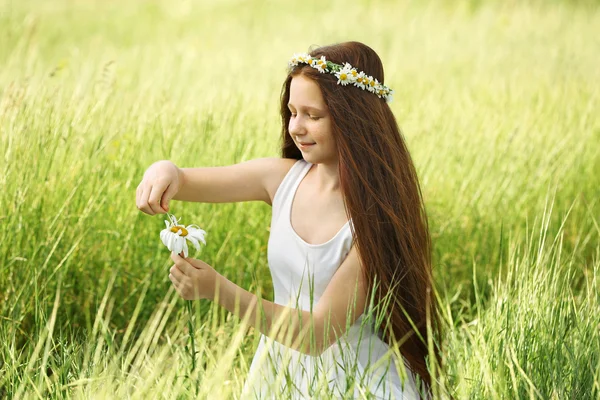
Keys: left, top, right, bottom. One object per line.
{"left": 287, "top": 103, "right": 325, "bottom": 113}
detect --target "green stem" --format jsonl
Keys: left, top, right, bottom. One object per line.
{"left": 185, "top": 301, "right": 198, "bottom": 395}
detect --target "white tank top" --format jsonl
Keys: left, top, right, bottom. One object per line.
{"left": 242, "top": 158, "right": 421, "bottom": 399}
{"left": 268, "top": 159, "right": 354, "bottom": 310}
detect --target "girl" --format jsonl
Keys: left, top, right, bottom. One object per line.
{"left": 136, "top": 41, "right": 440, "bottom": 399}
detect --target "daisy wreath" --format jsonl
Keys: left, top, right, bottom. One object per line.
{"left": 288, "top": 53, "right": 394, "bottom": 102}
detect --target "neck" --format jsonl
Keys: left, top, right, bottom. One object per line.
{"left": 311, "top": 161, "right": 340, "bottom": 193}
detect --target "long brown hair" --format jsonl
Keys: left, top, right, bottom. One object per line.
{"left": 279, "top": 41, "right": 441, "bottom": 390}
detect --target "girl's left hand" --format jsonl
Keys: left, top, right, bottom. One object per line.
{"left": 168, "top": 252, "right": 219, "bottom": 301}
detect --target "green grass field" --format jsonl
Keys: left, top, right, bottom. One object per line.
{"left": 1, "top": 0, "right": 599, "bottom": 398}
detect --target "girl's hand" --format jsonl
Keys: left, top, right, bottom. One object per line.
{"left": 136, "top": 160, "right": 182, "bottom": 215}
{"left": 168, "top": 252, "right": 219, "bottom": 301}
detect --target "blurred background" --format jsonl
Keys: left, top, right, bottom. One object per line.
{"left": 1, "top": 0, "right": 599, "bottom": 398}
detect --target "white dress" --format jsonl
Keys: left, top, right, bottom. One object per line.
{"left": 241, "top": 159, "right": 421, "bottom": 399}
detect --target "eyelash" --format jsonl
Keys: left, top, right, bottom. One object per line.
{"left": 290, "top": 113, "right": 320, "bottom": 121}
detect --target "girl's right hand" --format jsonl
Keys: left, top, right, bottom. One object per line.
{"left": 136, "top": 160, "right": 182, "bottom": 215}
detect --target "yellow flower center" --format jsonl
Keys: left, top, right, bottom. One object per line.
{"left": 357, "top": 77, "right": 363, "bottom": 83}
{"left": 340, "top": 73, "right": 347, "bottom": 80}
{"left": 351, "top": 70, "right": 358, "bottom": 77}
{"left": 170, "top": 226, "right": 188, "bottom": 236}
{"left": 370, "top": 81, "right": 375, "bottom": 87}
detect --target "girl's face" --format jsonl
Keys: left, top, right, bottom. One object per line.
{"left": 288, "top": 74, "right": 337, "bottom": 165}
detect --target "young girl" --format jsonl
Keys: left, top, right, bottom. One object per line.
{"left": 136, "top": 41, "right": 440, "bottom": 399}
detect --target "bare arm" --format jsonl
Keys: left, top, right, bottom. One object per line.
{"left": 174, "top": 157, "right": 294, "bottom": 205}
{"left": 214, "top": 245, "right": 366, "bottom": 356}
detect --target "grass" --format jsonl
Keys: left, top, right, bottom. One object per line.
{"left": 0, "top": 0, "right": 599, "bottom": 398}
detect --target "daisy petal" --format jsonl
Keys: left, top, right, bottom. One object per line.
{"left": 187, "top": 235, "right": 200, "bottom": 251}
{"left": 167, "top": 232, "right": 176, "bottom": 251}
{"left": 160, "top": 230, "right": 169, "bottom": 247}
{"left": 171, "top": 233, "right": 180, "bottom": 253}
{"left": 182, "top": 241, "right": 189, "bottom": 258}
{"left": 188, "top": 229, "right": 206, "bottom": 245}
{"left": 174, "top": 237, "right": 184, "bottom": 255}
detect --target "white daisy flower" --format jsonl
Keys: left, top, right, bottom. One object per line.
{"left": 288, "top": 54, "right": 300, "bottom": 67}
{"left": 160, "top": 214, "right": 207, "bottom": 258}
{"left": 335, "top": 65, "right": 353, "bottom": 86}
{"left": 363, "top": 75, "right": 374, "bottom": 91}
{"left": 375, "top": 83, "right": 387, "bottom": 98}
{"left": 385, "top": 89, "right": 394, "bottom": 103}
{"left": 347, "top": 68, "right": 359, "bottom": 83}
{"left": 366, "top": 76, "right": 378, "bottom": 93}
{"left": 297, "top": 53, "right": 311, "bottom": 64}
{"left": 289, "top": 53, "right": 310, "bottom": 68}
{"left": 312, "top": 56, "right": 328, "bottom": 73}
{"left": 353, "top": 71, "right": 367, "bottom": 89}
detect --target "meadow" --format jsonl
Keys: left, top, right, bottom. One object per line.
{"left": 1, "top": 0, "right": 599, "bottom": 398}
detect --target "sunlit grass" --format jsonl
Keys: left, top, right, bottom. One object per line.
{"left": 1, "top": 0, "right": 599, "bottom": 398}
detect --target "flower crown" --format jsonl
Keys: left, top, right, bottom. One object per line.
{"left": 288, "top": 53, "right": 394, "bottom": 103}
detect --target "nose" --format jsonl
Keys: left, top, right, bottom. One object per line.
{"left": 289, "top": 115, "right": 305, "bottom": 137}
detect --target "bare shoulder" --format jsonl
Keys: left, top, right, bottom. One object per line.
{"left": 262, "top": 157, "right": 299, "bottom": 206}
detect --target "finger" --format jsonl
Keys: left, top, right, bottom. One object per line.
{"left": 136, "top": 185, "right": 145, "bottom": 212}
{"left": 169, "top": 272, "right": 180, "bottom": 286}
{"left": 170, "top": 252, "right": 193, "bottom": 275}
{"left": 186, "top": 257, "right": 206, "bottom": 270}
{"left": 170, "top": 264, "right": 184, "bottom": 281}
{"left": 135, "top": 185, "right": 142, "bottom": 208}
{"left": 148, "top": 184, "right": 167, "bottom": 214}
{"left": 169, "top": 274, "right": 185, "bottom": 297}
{"left": 138, "top": 186, "right": 154, "bottom": 215}
{"left": 160, "top": 183, "right": 177, "bottom": 212}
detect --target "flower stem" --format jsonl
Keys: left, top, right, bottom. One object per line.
{"left": 186, "top": 302, "right": 196, "bottom": 370}
{"left": 185, "top": 301, "right": 199, "bottom": 396}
